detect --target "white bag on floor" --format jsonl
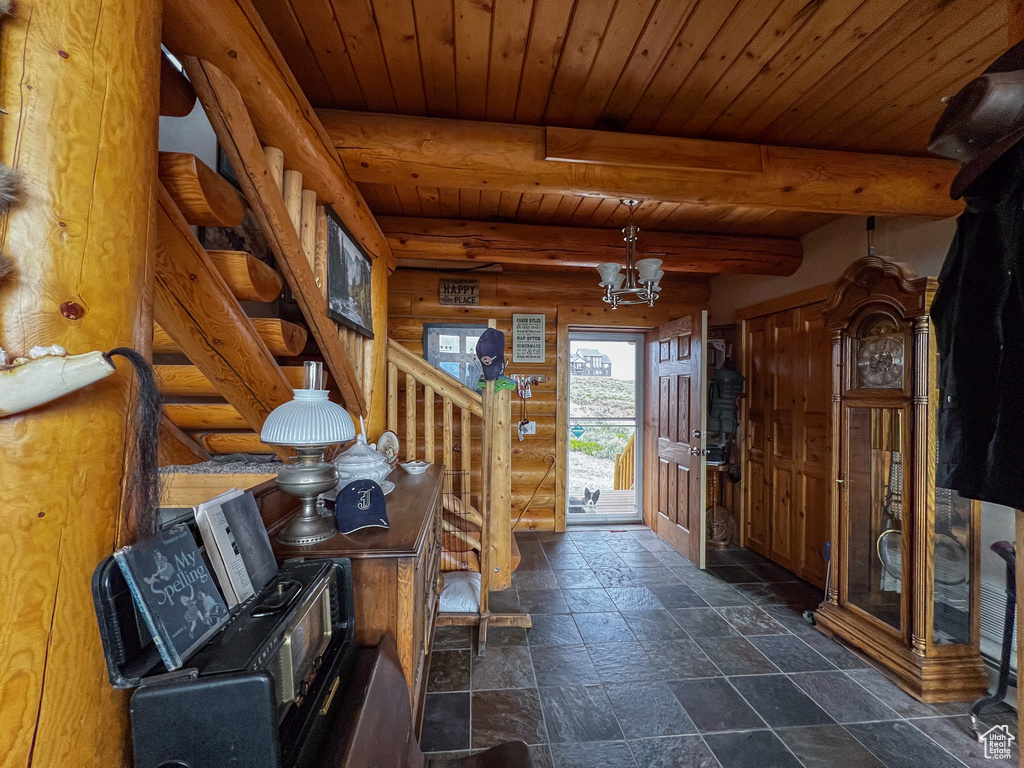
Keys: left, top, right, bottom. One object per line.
{"left": 439, "top": 570, "right": 481, "bottom": 613}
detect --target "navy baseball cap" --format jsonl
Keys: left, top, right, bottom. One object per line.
{"left": 335, "top": 480, "right": 389, "bottom": 534}
{"left": 476, "top": 328, "right": 506, "bottom": 380}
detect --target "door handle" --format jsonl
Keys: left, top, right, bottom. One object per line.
{"left": 690, "top": 446, "right": 707, "bottom": 457}
{"left": 692, "top": 429, "right": 704, "bottom": 439}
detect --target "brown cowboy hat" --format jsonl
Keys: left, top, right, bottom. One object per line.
{"left": 929, "top": 39, "right": 1024, "bottom": 199}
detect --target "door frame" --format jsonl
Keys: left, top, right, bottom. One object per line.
{"left": 561, "top": 330, "right": 645, "bottom": 526}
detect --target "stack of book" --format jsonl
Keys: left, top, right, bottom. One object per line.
{"left": 114, "top": 489, "right": 278, "bottom": 671}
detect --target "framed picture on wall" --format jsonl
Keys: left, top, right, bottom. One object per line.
{"left": 326, "top": 205, "right": 374, "bottom": 338}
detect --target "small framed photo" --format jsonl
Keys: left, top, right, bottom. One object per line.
{"left": 326, "top": 205, "right": 374, "bottom": 338}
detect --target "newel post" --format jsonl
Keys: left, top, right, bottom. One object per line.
{"left": 0, "top": 0, "right": 162, "bottom": 764}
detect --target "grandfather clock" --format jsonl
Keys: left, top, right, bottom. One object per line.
{"left": 814, "top": 256, "right": 988, "bottom": 702}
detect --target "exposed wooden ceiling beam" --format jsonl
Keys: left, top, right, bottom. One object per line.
{"left": 379, "top": 217, "right": 802, "bottom": 276}
{"left": 318, "top": 111, "right": 962, "bottom": 218}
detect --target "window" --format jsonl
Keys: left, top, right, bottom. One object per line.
{"left": 423, "top": 323, "right": 489, "bottom": 388}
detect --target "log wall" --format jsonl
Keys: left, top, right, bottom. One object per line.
{"left": 389, "top": 269, "right": 710, "bottom": 530}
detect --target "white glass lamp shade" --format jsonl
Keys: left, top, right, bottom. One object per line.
{"left": 635, "top": 258, "right": 664, "bottom": 283}
{"left": 596, "top": 262, "right": 622, "bottom": 285}
{"left": 611, "top": 272, "right": 626, "bottom": 290}
{"left": 261, "top": 389, "right": 356, "bottom": 447}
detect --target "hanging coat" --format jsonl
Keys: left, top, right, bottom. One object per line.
{"left": 931, "top": 142, "right": 1024, "bottom": 510}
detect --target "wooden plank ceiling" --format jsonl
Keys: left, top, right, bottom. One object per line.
{"left": 254, "top": 0, "right": 1006, "bottom": 240}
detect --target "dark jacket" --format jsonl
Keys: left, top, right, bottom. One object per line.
{"left": 931, "top": 142, "right": 1024, "bottom": 510}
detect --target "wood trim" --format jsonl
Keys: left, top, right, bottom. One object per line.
{"left": 546, "top": 126, "right": 763, "bottom": 174}
{"left": 319, "top": 111, "right": 962, "bottom": 218}
{"left": 734, "top": 282, "right": 833, "bottom": 321}
{"left": 380, "top": 216, "right": 802, "bottom": 276}
{"left": 182, "top": 56, "right": 366, "bottom": 414}
{"left": 554, "top": 316, "right": 569, "bottom": 533}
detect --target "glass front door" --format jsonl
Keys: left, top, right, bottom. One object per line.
{"left": 566, "top": 332, "right": 643, "bottom": 525}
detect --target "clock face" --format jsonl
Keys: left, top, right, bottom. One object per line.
{"left": 855, "top": 317, "right": 904, "bottom": 389}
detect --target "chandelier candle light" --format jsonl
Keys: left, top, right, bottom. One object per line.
{"left": 261, "top": 360, "right": 357, "bottom": 545}
{"left": 596, "top": 199, "right": 663, "bottom": 308}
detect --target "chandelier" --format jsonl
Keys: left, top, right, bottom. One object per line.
{"left": 595, "top": 199, "right": 663, "bottom": 309}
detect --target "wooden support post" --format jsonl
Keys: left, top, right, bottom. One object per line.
{"left": 184, "top": 59, "right": 366, "bottom": 414}
{"left": 0, "top": 0, "right": 161, "bottom": 764}
{"left": 314, "top": 205, "right": 328, "bottom": 299}
{"left": 424, "top": 385, "right": 435, "bottom": 466}
{"left": 462, "top": 407, "right": 473, "bottom": 504}
{"left": 283, "top": 169, "right": 303, "bottom": 235}
{"left": 300, "top": 190, "right": 317, "bottom": 268}
{"left": 443, "top": 398, "right": 453, "bottom": 472}
{"left": 387, "top": 361, "right": 398, "bottom": 433}
{"left": 405, "top": 373, "right": 417, "bottom": 460}
{"left": 264, "top": 147, "right": 284, "bottom": 193}
{"left": 490, "top": 387, "right": 513, "bottom": 591}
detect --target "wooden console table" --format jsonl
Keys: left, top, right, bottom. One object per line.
{"left": 271, "top": 464, "right": 443, "bottom": 728}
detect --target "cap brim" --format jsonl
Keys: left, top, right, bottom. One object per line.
{"left": 337, "top": 511, "right": 390, "bottom": 534}
{"left": 950, "top": 124, "right": 1024, "bottom": 199}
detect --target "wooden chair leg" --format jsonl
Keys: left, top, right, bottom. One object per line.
{"left": 478, "top": 612, "right": 490, "bottom": 656}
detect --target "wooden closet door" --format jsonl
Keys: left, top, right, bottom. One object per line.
{"left": 769, "top": 311, "right": 799, "bottom": 571}
{"left": 796, "top": 305, "right": 832, "bottom": 587}
{"left": 744, "top": 317, "right": 770, "bottom": 556}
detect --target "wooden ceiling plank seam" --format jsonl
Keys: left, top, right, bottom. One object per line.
{"left": 547, "top": 194, "right": 586, "bottom": 225}
{"left": 598, "top": 0, "right": 698, "bottom": 128}
{"left": 478, "top": 188, "right": 504, "bottom": 219}
{"left": 756, "top": 0, "right": 950, "bottom": 145}
{"left": 585, "top": 196, "right": 621, "bottom": 227}
{"left": 412, "top": 0, "right": 459, "bottom": 116}
{"left": 327, "top": 0, "right": 399, "bottom": 112}
{"left": 703, "top": 0, "right": 867, "bottom": 138}
{"left": 485, "top": 0, "right": 535, "bottom": 122}
{"left": 394, "top": 183, "right": 426, "bottom": 216}
{"left": 801, "top": 2, "right": 1002, "bottom": 149}
{"left": 824, "top": 30, "right": 1003, "bottom": 155}
{"left": 497, "top": 190, "right": 522, "bottom": 218}
{"left": 567, "top": 195, "right": 602, "bottom": 225}
{"left": 512, "top": 0, "right": 576, "bottom": 123}
{"left": 438, "top": 186, "right": 462, "bottom": 216}
{"left": 851, "top": 29, "right": 1006, "bottom": 152}
{"left": 418, "top": 186, "right": 444, "bottom": 217}
{"left": 357, "top": 181, "right": 384, "bottom": 210}
{"left": 789, "top": 0, "right": 999, "bottom": 148}
{"left": 515, "top": 191, "right": 545, "bottom": 222}
{"left": 568, "top": 0, "right": 673, "bottom": 127}
{"left": 623, "top": 0, "right": 741, "bottom": 133}
{"left": 647, "top": 0, "right": 790, "bottom": 136}
{"left": 249, "top": 0, "right": 336, "bottom": 105}
{"left": 542, "top": 0, "right": 633, "bottom": 126}
{"left": 374, "top": 182, "right": 405, "bottom": 214}
{"left": 282, "top": 0, "right": 368, "bottom": 109}
{"left": 536, "top": 0, "right": 610, "bottom": 124}
{"left": 459, "top": 187, "right": 482, "bottom": 218}
{"left": 453, "top": 0, "right": 494, "bottom": 120}
{"left": 726, "top": 0, "right": 912, "bottom": 140}
{"left": 671, "top": 0, "right": 830, "bottom": 138}
{"left": 371, "top": 0, "right": 430, "bottom": 114}
{"left": 532, "top": 193, "right": 566, "bottom": 224}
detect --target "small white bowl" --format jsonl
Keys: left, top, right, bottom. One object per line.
{"left": 401, "top": 460, "right": 431, "bottom": 475}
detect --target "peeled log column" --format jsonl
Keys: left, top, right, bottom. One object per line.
{"left": 0, "top": 1, "right": 162, "bottom": 765}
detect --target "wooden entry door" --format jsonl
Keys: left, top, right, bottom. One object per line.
{"left": 650, "top": 312, "right": 708, "bottom": 567}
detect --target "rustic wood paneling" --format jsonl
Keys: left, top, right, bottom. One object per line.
{"left": 389, "top": 269, "right": 709, "bottom": 530}
{"left": 264, "top": 0, "right": 1004, "bottom": 156}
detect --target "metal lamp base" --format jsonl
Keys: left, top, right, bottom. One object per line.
{"left": 275, "top": 449, "right": 340, "bottom": 546}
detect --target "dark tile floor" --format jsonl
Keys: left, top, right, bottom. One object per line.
{"left": 421, "top": 528, "right": 1017, "bottom": 768}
